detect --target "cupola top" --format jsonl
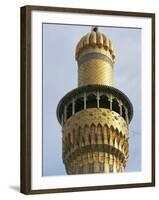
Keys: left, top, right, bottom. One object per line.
{"left": 75, "top": 27, "right": 116, "bottom": 62}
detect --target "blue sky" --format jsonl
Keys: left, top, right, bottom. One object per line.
{"left": 42, "top": 24, "right": 141, "bottom": 176}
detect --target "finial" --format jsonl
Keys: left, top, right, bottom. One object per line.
{"left": 92, "top": 26, "right": 98, "bottom": 32}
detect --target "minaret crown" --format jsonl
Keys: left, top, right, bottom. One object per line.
{"left": 75, "top": 28, "right": 115, "bottom": 62}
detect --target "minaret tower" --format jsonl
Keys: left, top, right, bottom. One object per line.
{"left": 57, "top": 27, "right": 133, "bottom": 174}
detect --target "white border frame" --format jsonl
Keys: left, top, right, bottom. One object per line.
{"left": 31, "top": 10, "right": 152, "bottom": 190}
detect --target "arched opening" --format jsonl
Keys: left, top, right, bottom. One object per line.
{"left": 87, "top": 94, "right": 97, "bottom": 109}
{"left": 90, "top": 124, "right": 96, "bottom": 144}
{"left": 103, "top": 124, "right": 109, "bottom": 144}
{"left": 112, "top": 98, "right": 120, "bottom": 115}
{"left": 66, "top": 103, "right": 72, "bottom": 120}
{"left": 75, "top": 97, "right": 84, "bottom": 113}
{"left": 97, "top": 124, "right": 102, "bottom": 134}
{"left": 72, "top": 129, "right": 75, "bottom": 147}
{"left": 97, "top": 124, "right": 103, "bottom": 144}
{"left": 74, "top": 128, "right": 80, "bottom": 147}
{"left": 90, "top": 123, "right": 96, "bottom": 134}
{"left": 101, "top": 133, "right": 104, "bottom": 144}
{"left": 109, "top": 126, "right": 114, "bottom": 146}
{"left": 122, "top": 105, "right": 126, "bottom": 121}
{"left": 84, "top": 125, "right": 90, "bottom": 145}
{"left": 79, "top": 127, "right": 85, "bottom": 146}
{"left": 100, "top": 95, "right": 110, "bottom": 109}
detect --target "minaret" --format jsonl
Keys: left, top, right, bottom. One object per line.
{"left": 56, "top": 27, "right": 133, "bottom": 174}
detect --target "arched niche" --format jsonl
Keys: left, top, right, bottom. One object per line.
{"left": 100, "top": 95, "right": 110, "bottom": 109}
{"left": 97, "top": 123, "right": 103, "bottom": 144}
{"left": 122, "top": 105, "right": 126, "bottom": 121}
{"left": 87, "top": 93, "right": 97, "bottom": 108}
{"left": 75, "top": 97, "right": 84, "bottom": 113}
{"left": 112, "top": 98, "right": 120, "bottom": 115}
{"left": 66, "top": 102, "right": 72, "bottom": 120}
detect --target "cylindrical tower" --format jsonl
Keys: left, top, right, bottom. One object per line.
{"left": 76, "top": 27, "right": 115, "bottom": 87}
{"left": 57, "top": 27, "right": 133, "bottom": 174}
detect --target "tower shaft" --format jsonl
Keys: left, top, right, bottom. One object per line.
{"left": 78, "top": 48, "right": 113, "bottom": 86}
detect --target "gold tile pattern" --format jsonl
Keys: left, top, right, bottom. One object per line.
{"left": 62, "top": 108, "right": 128, "bottom": 174}
{"left": 78, "top": 59, "right": 113, "bottom": 86}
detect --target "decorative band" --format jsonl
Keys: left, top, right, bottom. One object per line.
{"left": 78, "top": 52, "right": 113, "bottom": 66}
{"left": 63, "top": 144, "right": 126, "bottom": 163}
